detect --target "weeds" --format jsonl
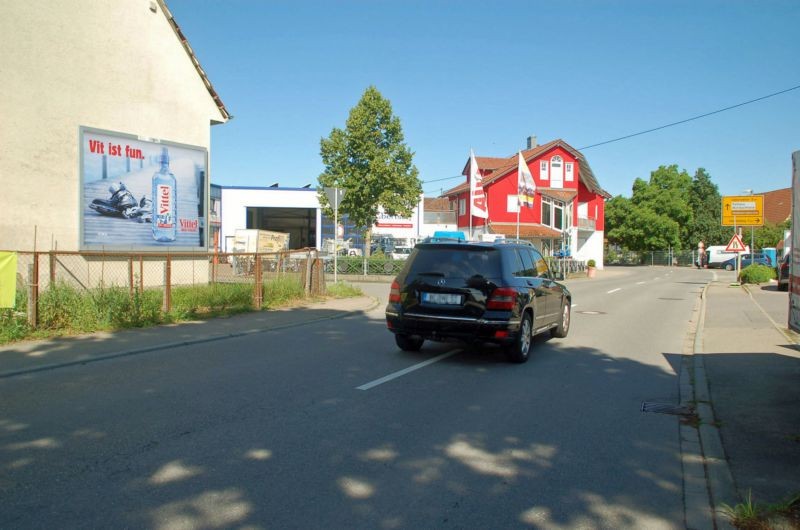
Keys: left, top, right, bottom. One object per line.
{"left": 326, "top": 281, "right": 363, "bottom": 298}
{"left": 719, "top": 490, "right": 800, "bottom": 529}
{"left": 0, "top": 276, "right": 358, "bottom": 344}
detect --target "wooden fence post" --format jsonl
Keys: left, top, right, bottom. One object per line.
{"left": 28, "top": 253, "right": 39, "bottom": 328}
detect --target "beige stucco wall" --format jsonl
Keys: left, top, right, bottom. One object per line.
{"left": 0, "top": 0, "right": 225, "bottom": 251}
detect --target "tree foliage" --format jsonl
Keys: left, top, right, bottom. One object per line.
{"left": 606, "top": 165, "right": 743, "bottom": 252}
{"left": 318, "top": 86, "right": 421, "bottom": 245}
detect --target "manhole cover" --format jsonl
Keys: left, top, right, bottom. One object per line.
{"left": 578, "top": 310, "right": 606, "bottom": 315}
{"left": 641, "top": 402, "right": 693, "bottom": 415}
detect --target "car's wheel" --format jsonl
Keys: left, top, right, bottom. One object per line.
{"left": 551, "top": 300, "right": 570, "bottom": 338}
{"left": 725, "top": 263, "right": 734, "bottom": 271}
{"left": 395, "top": 334, "right": 424, "bottom": 352}
{"left": 506, "top": 312, "right": 533, "bottom": 363}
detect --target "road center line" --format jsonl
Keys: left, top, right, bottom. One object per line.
{"left": 607, "top": 288, "right": 622, "bottom": 294}
{"left": 356, "top": 349, "right": 460, "bottom": 390}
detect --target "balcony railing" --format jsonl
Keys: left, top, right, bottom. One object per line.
{"left": 578, "top": 217, "right": 596, "bottom": 231}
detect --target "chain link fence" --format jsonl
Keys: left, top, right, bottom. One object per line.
{"left": 605, "top": 250, "right": 698, "bottom": 267}
{"left": 5, "top": 249, "right": 326, "bottom": 328}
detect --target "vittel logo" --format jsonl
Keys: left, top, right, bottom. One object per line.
{"left": 157, "top": 185, "right": 173, "bottom": 222}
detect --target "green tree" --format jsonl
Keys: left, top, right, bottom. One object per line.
{"left": 685, "top": 168, "right": 732, "bottom": 249}
{"left": 606, "top": 165, "right": 691, "bottom": 251}
{"left": 318, "top": 86, "right": 422, "bottom": 254}
{"left": 751, "top": 219, "right": 790, "bottom": 250}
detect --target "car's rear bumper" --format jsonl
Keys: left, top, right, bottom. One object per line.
{"left": 385, "top": 310, "right": 520, "bottom": 344}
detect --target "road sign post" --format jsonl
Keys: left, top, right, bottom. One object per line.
{"left": 324, "top": 187, "right": 346, "bottom": 283}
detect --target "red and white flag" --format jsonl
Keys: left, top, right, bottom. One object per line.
{"left": 470, "top": 150, "right": 488, "bottom": 219}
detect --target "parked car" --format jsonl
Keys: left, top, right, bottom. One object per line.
{"left": 390, "top": 246, "right": 413, "bottom": 260}
{"left": 385, "top": 239, "right": 571, "bottom": 363}
{"left": 778, "top": 253, "right": 791, "bottom": 291}
{"left": 719, "top": 253, "right": 771, "bottom": 271}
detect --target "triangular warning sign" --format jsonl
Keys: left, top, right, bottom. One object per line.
{"left": 726, "top": 233, "right": 746, "bottom": 252}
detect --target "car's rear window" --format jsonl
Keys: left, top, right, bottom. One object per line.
{"left": 407, "top": 246, "right": 502, "bottom": 278}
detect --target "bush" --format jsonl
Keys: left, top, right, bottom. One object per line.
{"left": 739, "top": 264, "right": 776, "bottom": 284}
{"left": 587, "top": 259, "right": 597, "bottom": 268}
{"left": 171, "top": 282, "right": 252, "bottom": 318}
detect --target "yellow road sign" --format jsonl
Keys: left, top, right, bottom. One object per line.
{"left": 721, "top": 195, "right": 764, "bottom": 226}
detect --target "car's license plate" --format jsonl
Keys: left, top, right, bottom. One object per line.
{"left": 422, "top": 292, "right": 462, "bottom": 305}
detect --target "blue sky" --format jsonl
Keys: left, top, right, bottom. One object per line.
{"left": 168, "top": 0, "right": 799, "bottom": 199}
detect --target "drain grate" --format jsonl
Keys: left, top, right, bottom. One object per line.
{"left": 641, "top": 402, "right": 693, "bottom": 416}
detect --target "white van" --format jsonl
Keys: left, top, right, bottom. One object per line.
{"left": 706, "top": 245, "right": 750, "bottom": 268}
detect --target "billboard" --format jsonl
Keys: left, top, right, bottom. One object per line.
{"left": 80, "top": 127, "right": 207, "bottom": 250}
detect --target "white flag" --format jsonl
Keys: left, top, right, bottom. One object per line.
{"left": 517, "top": 152, "right": 536, "bottom": 209}
{"left": 470, "top": 150, "right": 489, "bottom": 219}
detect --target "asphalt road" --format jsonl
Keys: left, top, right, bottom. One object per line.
{"left": 1, "top": 266, "right": 716, "bottom": 529}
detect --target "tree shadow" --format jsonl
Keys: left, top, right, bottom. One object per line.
{"left": 700, "top": 350, "right": 800, "bottom": 505}
{"left": 2, "top": 311, "right": 691, "bottom": 529}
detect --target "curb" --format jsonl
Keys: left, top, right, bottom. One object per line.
{"left": 0, "top": 296, "right": 381, "bottom": 379}
{"left": 690, "top": 281, "right": 737, "bottom": 529}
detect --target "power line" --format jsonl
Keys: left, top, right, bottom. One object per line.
{"left": 420, "top": 83, "right": 800, "bottom": 190}
{"left": 578, "top": 84, "right": 800, "bottom": 150}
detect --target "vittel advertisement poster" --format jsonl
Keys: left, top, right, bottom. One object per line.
{"left": 80, "top": 127, "right": 207, "bottom": 250}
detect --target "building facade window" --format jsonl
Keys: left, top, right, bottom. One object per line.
{"left": 459, "top": 198, "right": 466, "bottom": 216}
{"left": 541, "top": 197, "right": 566, "bottom": 230}
{"left": 540, "top": 160, "right": 549, "bottom": 180}
{"left": 507, "top": 194, "right": 520, "bottom": 213}
{"left": 550, "top": 155, "right": 563, "bottom": 188}
{"left": 565, "top": 162, "right": 574, "bottom": 182}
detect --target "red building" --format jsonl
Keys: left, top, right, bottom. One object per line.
{"left": 441, "top": 137, "right": 610, "bottom": 266}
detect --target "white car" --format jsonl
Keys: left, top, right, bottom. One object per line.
{"left": 390, "top": 246, "right": 413, "bottom": 260}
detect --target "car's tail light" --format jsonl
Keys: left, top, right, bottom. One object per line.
{"left": 487, "top": 287, "right": 516, "bottom": 310}
{"left": 389, "top": 280, "right": 401, "bottom": 303}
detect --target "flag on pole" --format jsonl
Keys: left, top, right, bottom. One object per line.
{"left": 517, "top": 152, "right": 536, "bottom": 209}
{"left": 470, "top": 150, "right": 489, "bottom": 219}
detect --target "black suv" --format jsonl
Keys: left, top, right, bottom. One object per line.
{"left": 385, "top": 239, "right": 571, "bottom": 363}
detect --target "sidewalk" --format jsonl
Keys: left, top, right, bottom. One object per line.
{"left": 0, "top": 296, "right": 379, "bottom": 378}
{"left": 697, "top": 281, "right": 800, "bottom": 519}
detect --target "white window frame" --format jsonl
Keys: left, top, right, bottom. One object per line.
{"left": 540, "top": 197, "right": 566, "bottom": 230}
{"left": 540, "top": 160, "right": 549, "bottom": 180}
{"left": 459, "top": 198, "right": 466, "bottom": 216}
{"left": 565, "top": 162, "right": 574, "bottom": 182}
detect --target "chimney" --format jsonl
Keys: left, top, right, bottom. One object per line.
{"left": 526, "top": 135, "right": 537, "bottom": 150}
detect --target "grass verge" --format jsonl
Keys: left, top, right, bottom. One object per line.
{"left": 0, "top": 278, "right": 363, "bottom": 345}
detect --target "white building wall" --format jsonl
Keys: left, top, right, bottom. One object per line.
{"left": 574, "top": 230, "right": 605, "bottom": 269}
{"left": 0, "top": 0, "right": 225, "bottom": 251}
{"left": 219, "top": 188, "right": 322, "bottom": 252}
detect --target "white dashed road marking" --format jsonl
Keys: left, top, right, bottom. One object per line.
{"left": 607, "top": 288, "right": 622, "bottom": 294}
{"left": 357, "top": 349, "right": 460, "bottom": 390}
